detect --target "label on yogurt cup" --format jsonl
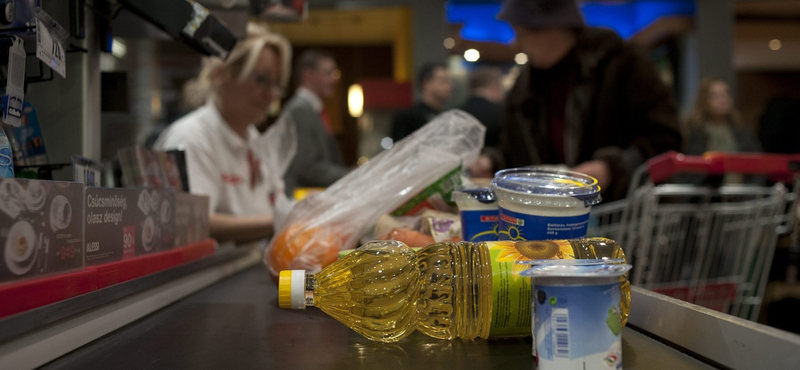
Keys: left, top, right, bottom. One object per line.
{"left": 533, "top": 282, "right": 622, "bottom": 369}
{"left": 460, "top": 209, "right": 499, "bottom": 242}
{"left": 497, "top": 208, "right": 589, "bottom": 240}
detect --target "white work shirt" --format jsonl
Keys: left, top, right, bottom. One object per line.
{"left": 155, "top": 101, "right": 278, "bottom": 217}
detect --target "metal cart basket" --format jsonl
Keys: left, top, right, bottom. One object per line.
{"left": 588, "top": 152, "right": 800, "bottom": 321}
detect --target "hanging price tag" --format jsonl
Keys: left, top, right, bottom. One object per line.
{"left": 2, "top": 37, "right": 26, "bottom": 127}
{"left": 34, "top": 8, "right": 67, "bottom": 78}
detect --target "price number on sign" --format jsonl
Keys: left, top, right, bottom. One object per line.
{"left": 59, "top": 244, "right": 76, "bottom": 260}
{"left": 123, "top": 226, "right": 136, "bottom": 259}
{"left": 124, "top": 230, "right": 134, "bottom": 250}
{"left": 35, "top": 16, "right": 67, "bottom": 78}
{"left": 51, "top": 40, "right": 64, "bottom": 62}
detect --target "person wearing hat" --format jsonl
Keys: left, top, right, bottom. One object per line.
{"left": 493, "top": 0, "right": 682, "bottom": 201}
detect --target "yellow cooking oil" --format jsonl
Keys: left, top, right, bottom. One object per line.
{"left": 415, "top": 241, "right": 493, "bottom": 340}
{"left": 280, "top": 240, "right": 421, "bottom": 343}
{"left": 279, "top": 238, "right": 630, "bottom": 343}
{"left": 563, "top": 237, "right": 631, "bottom": 325}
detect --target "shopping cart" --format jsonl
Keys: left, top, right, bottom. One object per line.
{"left": 588, "top": 152, "right": 800, "bottom": 320}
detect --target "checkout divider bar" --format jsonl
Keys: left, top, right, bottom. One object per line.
{"left": 0, "top": 246, "right": 262, "bottom": 370}
{"left": 628, "top": 286, "right": 800, "bottom": 369}
{"left": 0, "top": 239, "right": 218, "bottom": 319}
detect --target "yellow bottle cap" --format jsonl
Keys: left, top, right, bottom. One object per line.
{"left": 278, "top": 270, "right": 306, "bottom": 309}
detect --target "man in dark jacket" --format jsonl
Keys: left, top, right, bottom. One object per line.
{"left": 461, "top": 67, "right": 504, "bottom": 148}
{"left": 462, "top": 67, "right": 506, "bottom": 178}
{"left": 391, "top": 62, "right": 453, "bottom": 142}
{"left": 496, "top": 0, "right": 682, "bottom": 201}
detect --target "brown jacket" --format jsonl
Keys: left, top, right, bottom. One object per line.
{"left": 501, "top": 28, "right": 682, "bottom": 201}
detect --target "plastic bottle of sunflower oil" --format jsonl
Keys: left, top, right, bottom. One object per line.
{"left": 279, "top": 240, "right": 422, "bottom": 343}
{"left": 278, "top": 238, "right": 629, "bottom": 342}
{"left": 416, "top": 237, "right": 630, "bottom": 340}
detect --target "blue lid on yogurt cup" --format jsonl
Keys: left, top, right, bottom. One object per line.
{"left": 452, "top": 185, "right": 496, "bottom": 204}
{"left": 518, "top": 258, "right": 627, "bottom": 266}
{"left": 491, "top": 168, "right": 602, "bottom": 207}
{"left": 519, "top": 262, "right": 631, "bottom": 278}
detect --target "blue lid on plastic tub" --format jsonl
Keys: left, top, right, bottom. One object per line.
{"left": 452, "top": 185, "right": 496, "bottom": 204}
{"left": 519, "top": 262, "right": 631, "bottom": 278}
{"left": 491, "top": 168, "right": 602, "bottom": 207}
{"left": 518, "top": 258, "right": 627, "bottom": 266}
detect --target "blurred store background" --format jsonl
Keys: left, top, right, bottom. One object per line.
{"left": 92, "top": 0, "right": 800, "bottom": 166}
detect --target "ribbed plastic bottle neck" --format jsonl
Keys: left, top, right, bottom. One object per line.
{"left": 416, "top": 241, "right": 493, "bottom": 340}
{"left": 304, "top": 274, "right": 316, "bottom": 307}
{"left": 452, "top": 241, "right": 493, "bottom": 340}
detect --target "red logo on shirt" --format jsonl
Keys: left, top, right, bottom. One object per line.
{"left": 221, "top": 174, "right": 243, "bottom": 185}
{"left": 247, "top": 150, "right": 262, "bottom": 191}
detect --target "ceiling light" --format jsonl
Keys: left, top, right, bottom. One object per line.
{"left": 464, "top": 49, "right": 480, "bottom": 62}
{"left": 347, "top": 84, "right": 363, "bottom": 118}
{"left": 380, "top": 137, "right": 394, "bottom": 150}
{"left": 443, "top": 38, "right": 455, "bottom": 49}
{"left": 769, "top": 39, "right": 782, "bottom": 51}
{"left": 514, "top": 53, "right": 528, "bottom": 65}
{"left": 111, "top": 38, "right": 127, "bottom": 58}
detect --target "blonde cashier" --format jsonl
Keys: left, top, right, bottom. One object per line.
{"left": 155, "top": 24, "right": 292, "bottom": 244}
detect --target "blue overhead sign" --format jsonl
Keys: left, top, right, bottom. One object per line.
{"left": 446, "top": 0, "right": 696, "bottom": 43}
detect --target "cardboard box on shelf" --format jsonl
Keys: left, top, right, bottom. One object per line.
{"left": 144, "top": 189, "right": 176, "bottom": 255}
{"left": 85, "top": 188, "right": 181, "bottom": 266}
{"left": 175, "top": 192, "right": 209, "bottom": 247}
{"left": 0, "top": 179, "right": 84, "bottom": 283}
{"left": 192, "top": 194, "right": 209, "bottom": 243}
{"left": 84, "top": 187, "right": 141, "bottom": 266}
{"left": 85, "top": 188, "right": 208, "bottom": 266}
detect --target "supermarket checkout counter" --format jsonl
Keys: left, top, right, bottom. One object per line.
{"left": 1, "top": 246, "right": 799, "bottom": 369}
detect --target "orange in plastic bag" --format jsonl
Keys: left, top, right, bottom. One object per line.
{"left": 267, "top": 223, "right": 344, "bottom": 280}
{"left": 380, "top": 228, "right": 435, "bottom": 248}
{"left": 264, "top": 110, "right": 486, "bottom": 282}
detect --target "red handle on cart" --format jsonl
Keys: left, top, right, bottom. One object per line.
{"left": 647, "top": 151, "right": 800, "bottom": 184}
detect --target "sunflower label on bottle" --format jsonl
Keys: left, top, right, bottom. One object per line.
{"left": 485, "top": 240, "right": 579, "bottom": 336}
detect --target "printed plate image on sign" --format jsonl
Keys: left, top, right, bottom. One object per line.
{"left": 0, "top": 179, "right": 84, "bottom": 283}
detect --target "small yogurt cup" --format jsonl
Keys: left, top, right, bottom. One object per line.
{"left": 491, "top": 168, "right": 601, "bottom": 241}
{"left": 452, "top": 186, "right": 498, "bottom": 242}
{"left": 520, "top": 261, "right": 631, "bottom": 369}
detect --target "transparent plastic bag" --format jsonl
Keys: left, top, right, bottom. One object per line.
{"left": 253, "top": 111, "right": 297, "bottom": 233}
{"left": 265, "top": 110, "right": 485, "bottom": 278}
